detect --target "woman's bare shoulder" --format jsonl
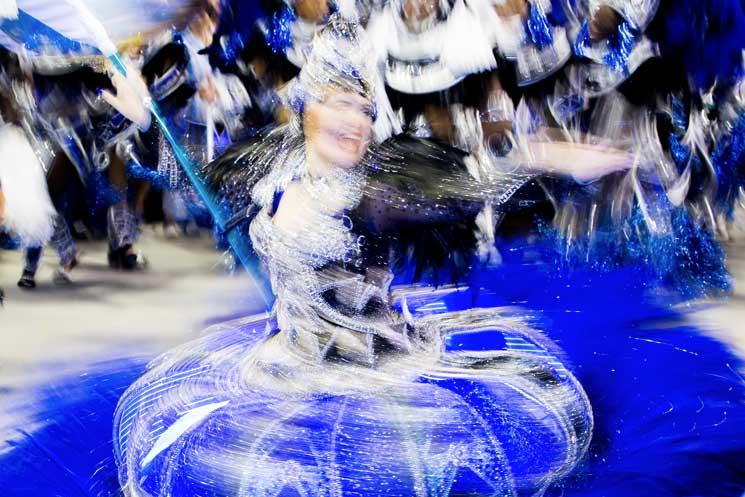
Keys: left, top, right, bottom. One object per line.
{"left": 271, "top": 182, "right": 309, "bottom": 232}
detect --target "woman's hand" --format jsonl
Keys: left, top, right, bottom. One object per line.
{"left": 101, "top": 66, "right": 152, "bottom": 130}
{"left": 509, "top": 134, "right": 634, "bottom": 183}
{"left": 526, "top": 140, "right": 634, "bottom": 182}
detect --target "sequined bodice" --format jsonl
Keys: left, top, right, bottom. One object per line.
{"left": 248, "top": 165, "right": 407, "bottom": 363}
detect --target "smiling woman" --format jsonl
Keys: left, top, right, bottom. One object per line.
{"left": 0, "top": 9, "right": 694, "bottom": 497}
{"left": 111, "top": 16, "right": 597, "bottom": 497}
{"left": 0, "top": 2, "right": 743, "bottom": 496}
{"left": 304, "top": 90, "right": 374, "bottom": 171}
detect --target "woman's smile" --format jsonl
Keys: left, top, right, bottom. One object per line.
{"left": 331, "top": 129, "right": 366, "bottom": 155}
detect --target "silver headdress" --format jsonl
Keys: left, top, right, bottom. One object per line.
{"left": 288, "top": 16, "right": 376, "bottom": 114}
{"left": 287, "top": 13, "right": 400, "bottom": 141}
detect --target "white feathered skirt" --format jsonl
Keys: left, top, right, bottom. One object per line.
{"left": 0, "top": 123, "right": 56, "bottom": 247}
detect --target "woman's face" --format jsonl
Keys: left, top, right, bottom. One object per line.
{"left": 304, "top": 90, "right": 374, "bottom": 170}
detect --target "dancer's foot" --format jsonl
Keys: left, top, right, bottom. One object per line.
{"left": 108, "top": 245, "right": 147, "bottom": 271}
{"left": 123, "top": 245, "right": 147, "bottom": 271}
{"left": 53, "top": 268, "right": 73, "bottom": 285}
{"left": 182, "top": 221, "right": 200, "bottom": 238}
{"left": 53, "top": 259, "right": 76, "bottom": 285}
{"left": 163, "top": 224, "right": 181, "bottom": 239}
{"left": 17, "top": 270, "right": 36, "bottom": 289}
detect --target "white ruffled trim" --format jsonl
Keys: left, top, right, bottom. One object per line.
{"left": 0, "top": 124, "right": 56, "bottom": 247}
{"left": 440, "top": 0, "right": 497, "bottom": 77}
{"left": 385, "top": 59, "right": 465, "bottom": 94}
{"left": 0, "top": 0, "right": 17, "bottom": 19}
{"left": 365, "top": 5, "right": 396, "bottom": 69}
{"left": 371, "top": 1, "right": 496, "bottom": 94}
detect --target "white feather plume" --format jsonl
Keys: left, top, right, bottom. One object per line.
{"left": 0, "top": 124, "right": 56, "bottom": 247}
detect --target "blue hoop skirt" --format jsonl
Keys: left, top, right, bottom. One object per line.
{"left": 2, "top": 250, "right": 744, "bottom": 497}
{"left": 113, "top": 300, "right": 593, "bottom": 497}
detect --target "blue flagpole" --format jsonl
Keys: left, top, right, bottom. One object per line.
{"left": 109, "top": 53, "right": 273, "bottom": 310}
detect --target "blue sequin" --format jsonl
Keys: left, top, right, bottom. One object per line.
{"left": 602, "top": 21, "right": 636, "bottom": 74}
{"left": 526, "top": 4, "right": 554, "bottom": 50}
{"left": 661, "top": 0, "right": 745, "bottom": 90}
{"left": 549, "top": 0, "right": 572, "bottom": 25}
{"left": 573, "top": 20, "right": 591, "bottom": 57}
{"left": 217, "top": 32, "right": 245, "bottom": 68}
{"left": 540, "top": 188, "right": 731, "bottom": 299}
{"left": 573, "top": 19, "right": 639, "bottom": 74}
{"left": 126, "top": 162, "right": 170, "bottom": 191}
{"left": 710, "top": 112, "right": 745, "bottom": 216}
{"left": 265, "top": 3, "right": 295, "bottom": 54}
{"left": 86, "top": 171, "right": 121, "bottom": 214}
{"left": 671, "top": 97, "right": 688, "bottom": 132}
{"left": 551, "top": 94, "right": 585, "bottom": 122}
{"left": 668, "top": 132, "right": 692, "bottom": 171}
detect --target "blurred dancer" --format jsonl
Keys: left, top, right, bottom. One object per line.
{"left": 3, "top": 57, "right": 83, "bottom": 288}
{"left": 156, "top": 9, "right": 250, "bottom": 236}
{"left": 0, "top": 52, "right": 62, "bottom": 289}
{"left": 99, "top": 56, "right": 155, "bottom": 270}
{"left": 114, "top": 17, "right": 639, "bottom": 496}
